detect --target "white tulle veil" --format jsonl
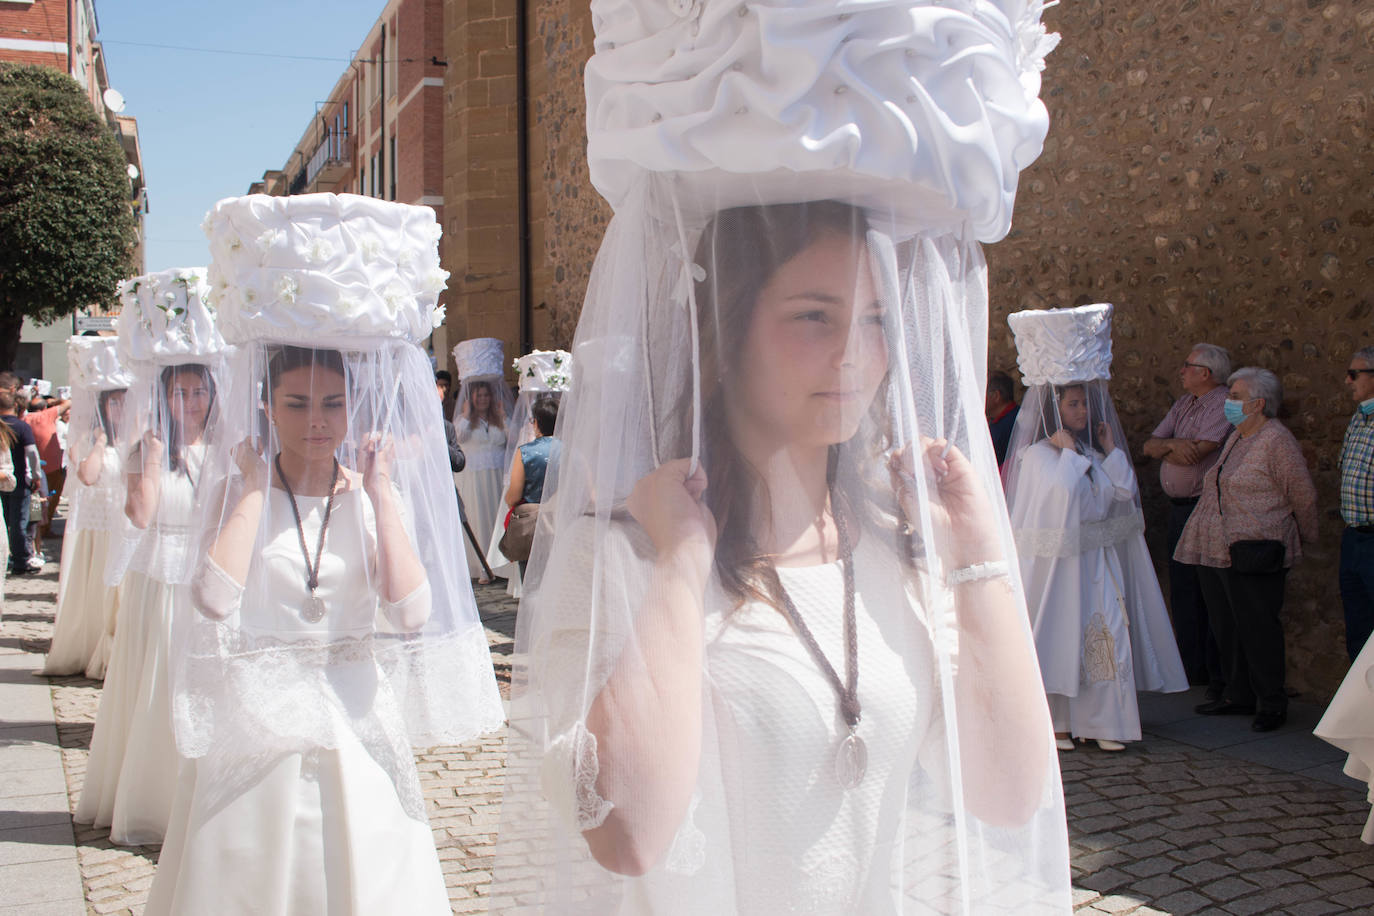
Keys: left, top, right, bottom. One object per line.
{"left": 491, "top": 0, "right": 1070, "bottom": 912}
{"left": 104, "top": 268, "right": 227, "bottom": 587}
{"left": 173, "top": 193, "right": 505, "bottom": 823}
{"left": 64, "top": 337, "right": 134, "bottom": 536}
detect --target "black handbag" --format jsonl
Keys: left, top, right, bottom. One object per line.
{"left": 1228, "top": 539, "right": 1285, "bottom": 575}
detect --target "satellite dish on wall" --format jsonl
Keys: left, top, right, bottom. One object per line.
{"left": 126, "top": 163, "right": 140, "bottom": 181}
{"left": 102, "top": 88, "right": 126, "bottom": 113}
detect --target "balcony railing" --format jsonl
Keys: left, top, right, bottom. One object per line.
{"left": 305, "top": 126, "right": 351, "bottom": 187}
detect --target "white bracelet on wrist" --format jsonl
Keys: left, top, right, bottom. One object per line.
{"left": 947, "top": 560, "right": 1010, "bottom": 587}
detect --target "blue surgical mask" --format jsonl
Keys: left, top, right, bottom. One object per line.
{"left": 1361, "top": 398, "right": 1374, "bottom": 417}
{"left": 1223, "top": 398, "right": 1248, "bottom": 426}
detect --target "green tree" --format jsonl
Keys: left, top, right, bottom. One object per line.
{"left": 0, "top": 63, "right": 137, "bottom": 369}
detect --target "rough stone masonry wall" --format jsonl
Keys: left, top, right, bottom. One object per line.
{"left": 521, "top": 0, "right": 1372, "bottom": 697}
{"left": 991, "top": 0, "right": 1374, "bottom": 699}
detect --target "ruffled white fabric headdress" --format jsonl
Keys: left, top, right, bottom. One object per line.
{"left": 203, "top": 193, "right": 448, "bottom": 346}
{"left": 1008, "top": 303, "right": 1114, "bottom": 386}
{"left": 514, "top": 349, "right": 573, "bottom": 394}
{"left": 67, "top": 337, "right": 134, "bottom": 391}
{"left": 115, "top": 267, "right": 224, "bottom": 367}
{"left": 453, "top": 337, "right": 506, "bottom": 379}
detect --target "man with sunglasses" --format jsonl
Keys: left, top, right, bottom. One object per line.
{"left": 1144, "top": 343, "right": 1233, "bottom": 693}
{"left": 1339, "top": 348, "right": 1374, "bottom": 660}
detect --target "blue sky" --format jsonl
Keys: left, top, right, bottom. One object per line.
{"left": 95, "top": 1, "right": 389, "bottom": 272}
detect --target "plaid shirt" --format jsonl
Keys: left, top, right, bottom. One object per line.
{"left": 1340, "top": 410, "right": 1374, "bottom": 526}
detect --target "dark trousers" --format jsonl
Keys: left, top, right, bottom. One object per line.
{"left": 1167, "top": 499, "right": 1223, "bottom": 690}
{"left": 1, "top": 486, "right": 30, "bottom": 571}
{"left": 1196, "top": 564, "right": 1289, "bottom": 714}
{"left": 1339, "top": 527, "right": 1374, "bottom": 661}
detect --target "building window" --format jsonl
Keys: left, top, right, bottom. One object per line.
{"left": 359, "top": 166, "right": 365, "bottom": 195}
{"left": 342, "top": 100, "right": 349, "bottom": 133}
{"left": 390, "top": 135, "right": 397, "bottom": 201}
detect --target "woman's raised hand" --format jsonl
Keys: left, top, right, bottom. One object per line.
{"left": 140, "top": 429, "right": 165, "bottom": 467}
{"left": 628, "top": 459, "right": 717, "bottom": 571}
{"left": 891, "top": 439, "right": 1000, "bottom": 569}
{"left": 1096, "top": 421, "right": 1115, "bottom": 453}
{"left": 232, "top": 438, "right": 267, "bottom": 490}
{"left": 1048, "top": 429, "right": 1076, "bottom": 451}
{"left": 359, "top": 432, "right": 395, "bottom": 495}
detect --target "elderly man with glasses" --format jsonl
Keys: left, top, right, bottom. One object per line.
{"left": 1339, "top": 347, "right": 1374, "bottom": 660}
{"left": 1143, "top": 343, "right": 1234, "bottom": 694}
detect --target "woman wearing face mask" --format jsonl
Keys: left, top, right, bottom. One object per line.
{"left": 1004, "top": 305, "right": 1187, "bottom": 755}
{"left": 1175, "top": 367, "right": 1318, "bottom": 733}
{"left": 77, "top": 269, "right": 224, "bottom": 846}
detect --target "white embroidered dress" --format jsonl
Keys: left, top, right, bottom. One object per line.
{"left": 456, "top": 416, "right": 509, "bottom": 576}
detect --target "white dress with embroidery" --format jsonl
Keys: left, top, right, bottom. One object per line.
{"left": 76, "top": 445, "right": 202, "bottom": 844}
{"left": 145, "top": 486, "right": 450, "bottom": 915}
{"left": 43, "top": 445, "right": 123, "bottom": 678}
{"left": 538, "top": 522, "right": 951, "bottom": 914}
{"left": 455, "top": 417, "right": 510, "bottom": 577}
{"left": 1009, "top": 441, "right": 1187, "bottom": 741}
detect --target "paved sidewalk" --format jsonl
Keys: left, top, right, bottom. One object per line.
{"left": 4, "top": 538, "right": 1374, "bottom": 913}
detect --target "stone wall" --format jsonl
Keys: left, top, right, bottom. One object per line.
{"left": 454, "top": 0, "right": 1374, "bottom": 697}
{"left": 991, "top": 0, "right": 1374, "bottom": 699}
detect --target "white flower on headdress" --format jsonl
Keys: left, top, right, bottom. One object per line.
{"left": 382, "top": 282, "right": 410, "bottom": 317}
{"left": 228, "top": 235, "right": 243, "bottom": 251}
{"left": 337, "top": 297, "right": 360, "bottom": 317}
{"left": 425, "top": 222, "right": 443, "bottom": 244}
{"left": 306, "top": 237, "right": 336, "bottom": 263}
{"left": 422, "top": 268, "right": 449, "bottom": 296}
{"left": 431, "top": 305, "right": 447, "bottom": 329}
{"left": 275, "top": 274, "right": 300, "bottom": 305}
{"left": 199, "top": 212, "right": 215, "bottom": 237}
{"left": 360, "top": 235, "right": 385, "bottom": 263}
{"left": 243, "top": 287, "right": 258, "bottom": 305}
{"left": 1015, "top": 0, "right": 1061, "bottom": 76}
{"left": 257, "top": 228, "right": 286, "bottom": 252}
{"left": 396, "top": 247, "right": 416, "bottom": 269}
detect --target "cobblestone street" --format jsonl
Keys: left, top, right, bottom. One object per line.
{"left": 4, "top": 537, "right": 1374, "bottom": 914}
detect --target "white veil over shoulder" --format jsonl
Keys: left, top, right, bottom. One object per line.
{"left": 1003, "top": 304, "right": 1188, "bottom": 721}
{"left": 64, "top": 337, "right": 135, "bottom": 536}
{"left": 176, "top": 194, "right": 505, "bottom": 822}
{"left": 105, "top": 268, "right": 227, "bottom": 587}
{"left": 491, "top": 0, "right": 1069, "bottom": 912}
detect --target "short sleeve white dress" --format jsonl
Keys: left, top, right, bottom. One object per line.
{"left": 145, "top": 484, "right": 450, "bottom": 914}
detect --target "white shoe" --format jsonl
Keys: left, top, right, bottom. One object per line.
{"left": 1094, "top": 739, "right": 1126, "bottom": 752}
{"left": 26, "top": 556, "right": 44, "bottom": 570}
{"left": 1055, "top": 737, "right": 1075, "bottom": 752}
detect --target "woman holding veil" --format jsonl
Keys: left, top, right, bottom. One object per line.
{"left": 491, "top": 0, "right": 1071, "bottom": 911}
{"left": 42, "top": 337, "right": 133, "bottom": 678}
{"left": 76, "top": 269, "right": 224, "bottom": 845}
{"left": 146, "top": 193, "right": 504, "bottom": 914}
{"left": 1004, "top": 305, "right": 1187, "bottom": 753}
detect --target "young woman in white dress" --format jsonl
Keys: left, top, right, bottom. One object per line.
{"left": 44, "top": 380, "right": 128, "bottom": 679}
{"left": 1003, "top": 315, "right": 1188, "bottom": 754}
{"left": 75, "top": 362, "right": 214, "bottom": 844}
{"left": 494, "top": 201, "right": 1071, "bottom": 913}
{"left": 147, "top": 346, "right": 450, "bottom": 914}
{"left": 455, "top": 379, "right": 509, "bottom": 584}
{"left": 149, "top": 192, "right": 504, "bottom": 914}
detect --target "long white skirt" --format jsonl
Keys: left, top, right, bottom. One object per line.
{"left": 456, "top": 465, "right": 506, "bottom": 579}
{"left": 43, "top": 528, "right": 119, "bottom": 677}
{"left": 74, "top": 570, "right": 181, "bottom": 845}
{"left": 84, "top": 576, "right": 120, "bottom": 680}
{"left": 146, "top": 744, "right": 450, "bottom": 915}
{"left": 1315, "top": 635, "right": 1374, "bottom": 843}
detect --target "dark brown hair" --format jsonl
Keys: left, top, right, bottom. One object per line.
{"left": 159, "top": 363, "right": 217, "bottom": 472}
{"left": 689, "top": 201, "right": 895, "bottom": 610}
{"left": 263, "top": 345, "right": 347, "bottom": 398}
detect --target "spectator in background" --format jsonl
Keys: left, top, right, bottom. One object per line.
{"left": 1175, "top": 367, "right": 1318, "bottom": 733}
{"left": 986, "top": 370, "right": 1019, "bottom": 467}
{"left": 24, "top": 388, "right": 72, "bottom": 563}
{"left": 435, "top": 369, "right": 456, "bottom": 421}
{"left": 0, "top": 389, "right": 41, "bottom": 573}
{"left": 1339, "top": 346, "right": 1374, "bottom": 660}
{"left": 1143, "top": 343, "right": 1233, "bottom": 693}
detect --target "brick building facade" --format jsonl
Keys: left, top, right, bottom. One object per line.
{"left": 439, "top": 0, "right": 1373, "bottom": 699}
{"left": 252, "top": 0, "right": 449, "bottom": 356}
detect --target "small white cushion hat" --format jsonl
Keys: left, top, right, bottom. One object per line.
{"left": 1008, "top": 303, "right": 1114, "bottom": 386}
